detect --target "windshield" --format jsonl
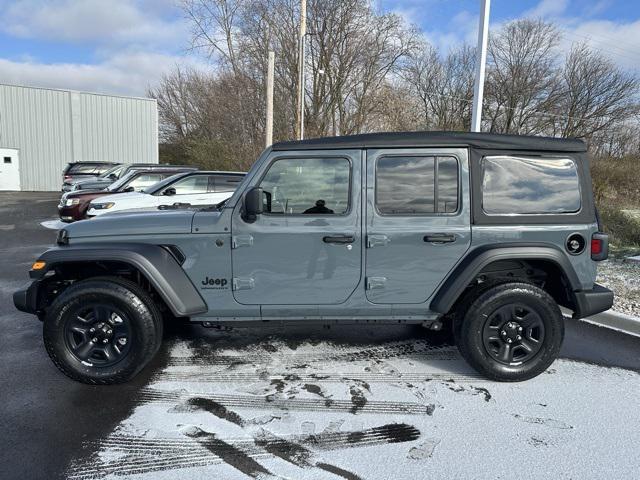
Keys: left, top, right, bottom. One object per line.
{"left": 99, "top": 164, "right": 123, "bottom": 179}
{"left": 107, "top": 170, "right": 138, "bottom": 191}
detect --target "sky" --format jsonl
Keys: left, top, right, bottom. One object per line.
{"left": 0, "top": 0, "right": 639, "bottom": 97}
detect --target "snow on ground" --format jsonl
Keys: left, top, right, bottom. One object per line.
{"left": 66, "top": 332, "right": 640, "bottom": 480}
{"left": 598, "top": 258, "right": 640, "bottom": 317}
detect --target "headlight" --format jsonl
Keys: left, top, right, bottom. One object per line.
{"left": 65, "top": 198, "right": 80, "bottom": 206}
{"left": 90, "top": 202, "right": 115, "bottom": 210}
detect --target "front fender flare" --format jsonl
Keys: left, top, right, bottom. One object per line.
{"left": 30, "top": 243, "right": 207, "bottom": 317}
{"left": 430, "top": 244, "right": 581, "bottom": 314}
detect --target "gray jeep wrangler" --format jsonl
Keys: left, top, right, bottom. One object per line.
{"left": 14, "top": 132, "right": 613, "bottom": 384}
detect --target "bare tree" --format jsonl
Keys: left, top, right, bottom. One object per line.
{"left": 553, "top": 43, "right": 639, "bottom": 139}
{"left": 404, "top": 43, "right": 475, "bottom": 131}
{"left": 484, "top": 19, "right": 562, "bottom": 134}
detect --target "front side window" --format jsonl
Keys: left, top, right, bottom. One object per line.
{"left": 259, "top": 157, "right": 350, "bottom": 215}
{"left": 482, "top": 156, "right": 581, "bottom": 215}
{"left": 376, "top": 156, "right": 459, "bottom": 215}
{"left": 214, "top": 176, "right": 243, "bottom": 192}
{"left": 127, "top": 174, "right": 165, "bottom": 191}
{"left": 169, "top": 175, "right": 210, "bottom": 195}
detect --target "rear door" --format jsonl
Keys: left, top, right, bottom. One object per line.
{"left": 365, "top": 148, "right": 471, "bottom": 304}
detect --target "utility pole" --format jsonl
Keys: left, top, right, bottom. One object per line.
{"left": 295, "top": 0, "right": 307, "bottom": 140}
{"left": 471, "top": 0, "right": 491, "bottom": 133}
{"left": 265, "top": 50, "right": 275, "bottom": 147}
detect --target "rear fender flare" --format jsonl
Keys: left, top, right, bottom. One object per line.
{"left": 430, "top": 244, "right": 581, "bottom": 314}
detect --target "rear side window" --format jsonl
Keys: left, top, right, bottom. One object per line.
{"left": 375, "top": 156, "right": 459, "bottom": 215}
{"left": 482, "top": 156, "right": 581, "bottom": 215}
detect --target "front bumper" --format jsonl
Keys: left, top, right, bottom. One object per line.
{"left": 58, "top": 204, "right": 83, "bottom": 222}
{"left": 13, "top": 280, "right": 42, "bottom": 315}
{"left": 572, "top": 283, "right": 614, "bottom": 319}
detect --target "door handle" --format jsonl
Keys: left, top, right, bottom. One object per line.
{"left": 424, "top": 233, "right": 456, "bottom": 244}
{"left": 323, "top": 235, "right": 355, "bottom": 244}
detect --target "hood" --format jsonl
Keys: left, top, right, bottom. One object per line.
{"left": 64, "top": 209, "right": 196, "bottom": 239}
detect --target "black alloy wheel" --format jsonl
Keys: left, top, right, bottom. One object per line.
{"left": 64, "top": 304, "right": 132, "bottom": 367}
{"left": 481, "top": 303, "right": 545, "bottom": 365}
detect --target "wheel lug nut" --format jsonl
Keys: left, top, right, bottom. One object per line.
{"left": 507, "top": 338, "right": 513, "bottom": 343}
{"left": 92, "top": 337, "right": 98, "bottom": 343}
{"left": 89, "top": 328, "right": 95, "bottom": 333}
{"left": 518, "top": 327, "right": 523, "bottom": 332}
{"left": 516, "top": 335, "right": 522, "bottom": 341}
{"left": 501, "top": 330, "right": 506, "bottom": 336}
{"left": 102, "top": 339, "right": 108, "bottom": 344}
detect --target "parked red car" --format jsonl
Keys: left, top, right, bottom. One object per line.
{"left": 58, "top": 168, "right": 194, "bottom": 222}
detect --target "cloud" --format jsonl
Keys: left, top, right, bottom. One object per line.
{"left": 524, "top": 0, "right": 570, "bottom": 19}
{"left": 0, "top": 0, "right": 189, "bottom": 50}
{"left": 0, "top": 52, "right": 211, "bottom": 97}
{"left": 560, "top": 19, "right": 640, "bottom": 71}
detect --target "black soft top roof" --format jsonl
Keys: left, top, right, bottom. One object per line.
{"left": 272, "top": 131, "right": 587, "bottom": 153}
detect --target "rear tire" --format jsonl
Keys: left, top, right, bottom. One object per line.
{"left": 454, "top": 282, "right": 564, "bottom": 382}
{"left": 43, "top": 277, "right": 163, "bottom": 384}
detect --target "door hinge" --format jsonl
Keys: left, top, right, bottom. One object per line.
{"left": 367, "top": 234, "right": 389, "bottom": 248}
{"left": 232, "top": 277, "right": 255, "bottom": 291}
{"left": 366, "top": 276, "right": 387, "bottom": 290}
{"left": 232, "top": 235, "right": 254, "bottom": 249}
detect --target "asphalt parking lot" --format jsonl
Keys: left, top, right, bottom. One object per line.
{"left": 1, "top": 192, "right": 639, "bottom": 479}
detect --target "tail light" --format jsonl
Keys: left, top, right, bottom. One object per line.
{"left": 591, "top": 233, "right": 608, "bottom": 261}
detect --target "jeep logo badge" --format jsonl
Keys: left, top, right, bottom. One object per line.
{"left": 565, "top": 233, "right": 586, "bottom": 255}
{"left": 201, "top": 277, "right": 228, "bottom": 289}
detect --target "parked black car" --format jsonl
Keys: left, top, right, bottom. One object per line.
{"left": 62, "top": 162, "right": 119, "bottom": 186}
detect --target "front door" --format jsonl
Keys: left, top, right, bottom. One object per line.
{"left": 231, "top": 150, "right": 362, "bottom": 305}
{"left": 365, "top": 148, "right": 471, "bottom": 304}
{"left": 0, "top": 148, "right": 20, "bottom": 191}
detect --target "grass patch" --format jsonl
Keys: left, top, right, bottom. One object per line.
{"left": 592, "top": 156, "right": 640, "bottom": 249}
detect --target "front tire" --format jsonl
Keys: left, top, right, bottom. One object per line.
{"left": 454, "top": 282, "right": 564, "bottom": 382}
{"left": 43, "top": 277, "right": 163, "bottom": 384}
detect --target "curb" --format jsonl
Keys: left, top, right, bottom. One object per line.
{"left": 579, "top": 310, "right": 640, "bottom": 338}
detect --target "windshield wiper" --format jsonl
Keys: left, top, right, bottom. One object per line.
{"left": 199, "top": 199, "right": 228, "bottom": 212}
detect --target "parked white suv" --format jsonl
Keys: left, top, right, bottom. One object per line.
{"left": 86, "top": 171, "right": 245, "bottom": 217}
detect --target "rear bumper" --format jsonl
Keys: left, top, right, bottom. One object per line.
{"left": 572, "top": 283, "right": 614, "bottom": 319}
{"left": 13, "top": 280, "right": 42, "bottom": 315}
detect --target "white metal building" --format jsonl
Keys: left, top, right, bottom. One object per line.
{"left": 0, "top": 84, "right": 158, "bottom": 191}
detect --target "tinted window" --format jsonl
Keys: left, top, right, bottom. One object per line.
{"left": 376, "top": 156, "right": 458, "bottom": 215}
{"left": 68, "top": 163, "right": 113, "bottom": 174}
{"left": 170, "top": 175, "right": 210, "bottom": 194}
{"left": 4, "top": 157, "right": 11, "bottom": 164}
{"left": 482, "top": 156, "right": 581, "bottom": 214}
{"left": 259, "top": 157, "right": 350, "bottom": 215}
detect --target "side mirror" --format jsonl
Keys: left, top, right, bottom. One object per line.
{"left": 243, "top": 187, "right": 263, "bottom": 222}
{"left": 124, "top": 186, "right": 135, "bottom": 192}
{"left": 108, "top": 173, "right": 118, "bottom": 180}
{"left": 163, "top": 187, "right": 176, "bottom": 196}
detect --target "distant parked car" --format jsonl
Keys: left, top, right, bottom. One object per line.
{"left": 61, "top": 161, "right": 119, "bottom": 186}
{"left": 58, "top": 167, "right": 197, "bottom": 222}
{"left": 62, "top": 163, "right": 198, "bottom": 192}
{"left": 86, "top": 171, "right": 245, "bottom": 218}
